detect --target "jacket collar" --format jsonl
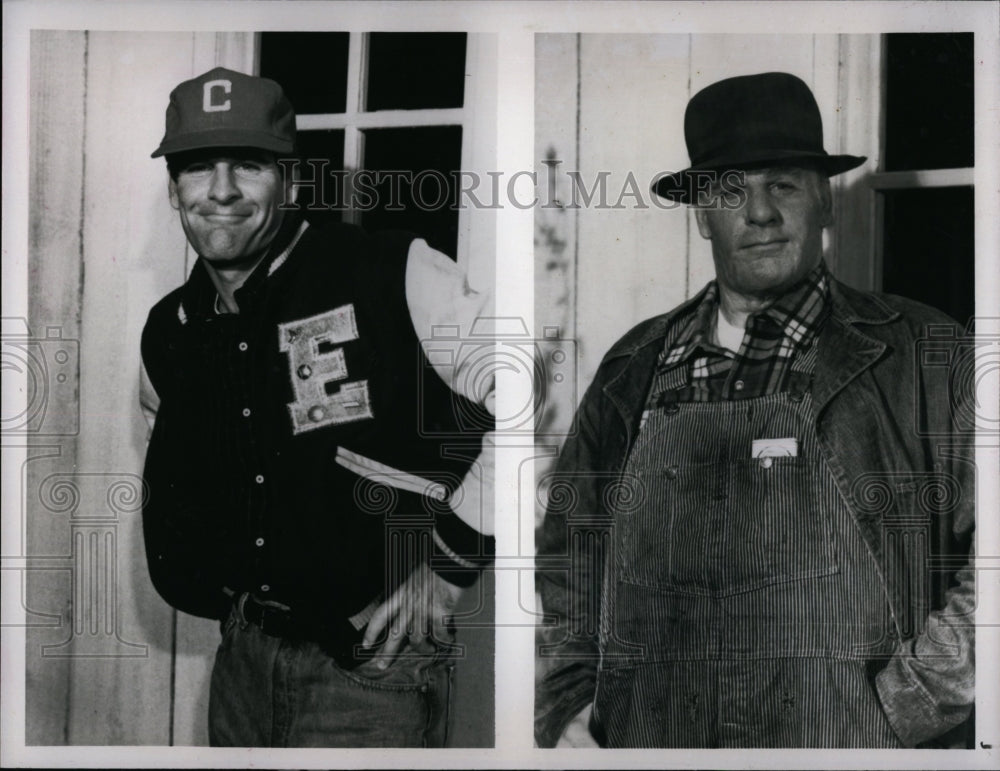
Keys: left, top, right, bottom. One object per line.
{"left": 601, "top": 276, "right": 903, "bottom": 427}
{"left": 811, "top": 278, "right": 900, "bottom": 415}
{"left": 827, "top": 278, "right": 901, "bottom": 326}
{"left": 600, "top": 288, "right": 709, "bottom": 446}
{"left": 177, "top": 214, "right": 308, "bottom": 322}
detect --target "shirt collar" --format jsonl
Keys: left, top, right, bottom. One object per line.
{"left": 757, "top": 260, "right": 830, "bottom": 349}
{"left": 661, "top": 260, "right": 831, "bottom": 366}
{"left": 660, "top": 281, "right": 726, "bottom": 367}
{"left": 178, "top": 215, "right": 309, "bottom": 319}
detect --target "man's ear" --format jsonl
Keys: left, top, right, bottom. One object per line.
{"left": 694, "top": 207, "right": 713, "bottom": 240}
{"left": 818, "top": 175, "right": 834, "bottom": 228}
{"left": 168, "top": 177, "right": 180, "bottom": 211}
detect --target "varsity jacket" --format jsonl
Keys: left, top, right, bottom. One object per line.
{"left": 141, "top": 220, "right": 494, "bottom": 639}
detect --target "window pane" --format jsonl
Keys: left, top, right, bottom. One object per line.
{"left": 883, "top": 33, "right": 973, "bottom": 171}
{"left": 881, "top": 187, "right": 974, "bottom": 325}
{"left": 366, "top": 33, "right": 466, "bottom": 111}
{"left": 295, "top": 129, "right": 345, "bottom": 227}
{"left": 259, "top": 32, "right": 349, "bottom": 114}
{"left": 360, "top": 126, "right": 463, "bottom": 258}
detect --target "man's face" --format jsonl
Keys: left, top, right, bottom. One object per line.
{"left": 168, "top": 149, "right": 291, "bottom": 267}
{"left": 694, "top": 166, "right": 833, "bottom": 300}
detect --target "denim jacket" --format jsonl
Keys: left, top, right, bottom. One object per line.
{"left": 536, "top": 279, "right": 975, "bottom": 748}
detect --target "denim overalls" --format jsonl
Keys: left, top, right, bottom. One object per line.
{"left": 593, "top": 351, "right": 902, "bottom": 747}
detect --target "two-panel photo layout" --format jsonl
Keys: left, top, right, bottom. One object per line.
{"left": 15, "top": 23, "right": 985, "bottom": 761}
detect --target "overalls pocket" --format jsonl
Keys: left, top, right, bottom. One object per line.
{"left": 618, "top": 455, "right": 838, "bottom": 597}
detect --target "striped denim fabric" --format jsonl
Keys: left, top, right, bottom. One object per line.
{"left": 593, "top": 387, "right": 901, "bottom": 747}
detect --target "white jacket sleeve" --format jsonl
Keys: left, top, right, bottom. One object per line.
{"left": 405, "top": 239, "right": 495, "bottom": 536}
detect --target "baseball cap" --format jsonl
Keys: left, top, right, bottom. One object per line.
{"left": 151, "top": 66, "right": 296, "bottom": 158}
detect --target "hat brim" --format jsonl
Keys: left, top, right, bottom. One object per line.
{"left": 151, "top": 128, "right": 295, "bottom": 158}
{"left": 652, "top": 151, "right": 867, "bottom": 203}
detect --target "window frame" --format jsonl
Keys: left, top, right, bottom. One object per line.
{"left": 833, "top": 34, "right": 975, "bottom": 298}
{"left": 251, "top": 31, "right": 496, "bottom": 279}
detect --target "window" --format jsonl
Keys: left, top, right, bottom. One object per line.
{"left": 257, "top": 32, "right": 474, "bottom": 261}
{"left": 877, "top": 33, "right": 974, "bottom": 326}
{"left": 837, "top": 33, "right": 975, "bottom": 326}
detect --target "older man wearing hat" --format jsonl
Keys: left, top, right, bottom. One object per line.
{"left": 535, "top": 72, "right": 974, "bottom": 748}
{"left": 140, "top": 67, "right": 495, "bottom": 747}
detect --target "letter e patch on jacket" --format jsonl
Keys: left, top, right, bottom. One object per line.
{"left": 278, "top": 304, "right": 374, "bottom": 434}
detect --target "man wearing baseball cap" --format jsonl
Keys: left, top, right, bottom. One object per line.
{"left": 140, "top": 67, "right": 495, "bottom": 747}
{"left": 536, "top": 72, "right": 974, "bottom": 748}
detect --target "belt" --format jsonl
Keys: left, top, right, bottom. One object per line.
{"left": 237, "top": 592, "right": 298, "bottom": 638}
{"left": 232, "top": 591, "right": 369, "bottom": 667}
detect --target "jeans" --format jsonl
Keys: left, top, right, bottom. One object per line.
{"left": 208, "top": 609, "right": 454, "bottom": 747}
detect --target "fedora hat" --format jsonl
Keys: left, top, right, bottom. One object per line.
{"left": 152, "top": 67, "right": 296, "bottom": 158}
{"left": 653, "top": 72, "right": 866, "bottom": 203}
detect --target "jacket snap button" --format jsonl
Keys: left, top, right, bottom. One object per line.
{"left": 297, "top": 364, "right": 312, "bottom": 379}
{"left": 759, "top": 457, "right": 773, "bottom": 469}
{"left": 308, "top": 405, "right": 326, "bottom": 422}
{"left": 665, "top": 403, "right": 680, "bottom": 415}
{"left": 665, "top": 465, "right": 679, "bottom": 480}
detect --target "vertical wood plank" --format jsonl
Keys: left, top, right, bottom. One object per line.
{"left": 535, "top": 33, "right": 581, "bottom": 446}
{"left": 576, "top": 34, "right": 691, "bottom": 388}
{"left": 687, "top": 34, "right": 820, "bottom": 94}
{"left": 171, "top": 614, "right": 217, "bottom": 745}
{"left": 832, "top": 34, "right": 882, "bottom": 290}
{"left": 26, "top": 30, "right": 87, "bottom": 747}
{"left": 457, "top": 33, "right": 498, "bottom": 290}
{"left": 215, "top": 32, "right": 257, "bottom": 75}
{"left": 64, "top": 31, "right": 199, "bottom": 745}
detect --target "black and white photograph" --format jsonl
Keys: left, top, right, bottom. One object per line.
{"left": 533, "top": 26, "right": 996, "bottom": 756}
{"left": 2, "top": 1, "right": 998, "bottom": 769}
{"left": 6, "top": 11, "right": 497, "bottom": 755}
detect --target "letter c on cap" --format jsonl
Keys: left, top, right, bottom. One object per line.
{"left": 203, "top": 79, "right": 232, "bottom": 113}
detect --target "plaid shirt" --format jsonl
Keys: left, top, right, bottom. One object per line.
{"left": 642, "top": 262, "right": 831, "bottom": 419}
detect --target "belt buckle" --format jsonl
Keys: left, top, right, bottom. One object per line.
{"left": 257, "top": 598, "right": 292, "bottom": 638}
{"left": 259, "top": 605, "right": 279, "bottom": 636}
{"left": 235, "top": 591, "right": 251, "bottom": 630}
